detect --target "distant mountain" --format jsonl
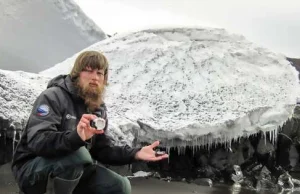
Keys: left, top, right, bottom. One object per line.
{"left": 0, "top": 0, "right": 106, "bottom": 73}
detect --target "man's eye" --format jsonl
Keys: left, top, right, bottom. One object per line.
{"left": 97, "top": 72, "right": 104, "bottom": 76}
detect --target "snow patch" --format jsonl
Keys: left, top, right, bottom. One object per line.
{"left": 0, "top": 70, "right": 50, "bottom": 127}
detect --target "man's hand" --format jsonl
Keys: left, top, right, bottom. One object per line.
{"left": 77, "top": 114, "right": 104, "bottom": 141}
{"left": 135, "top": 141, "right": 169, "bottom": 161}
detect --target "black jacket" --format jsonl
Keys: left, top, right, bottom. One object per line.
{"left": 12, "top": 75, "right": 139, "bottom": 180}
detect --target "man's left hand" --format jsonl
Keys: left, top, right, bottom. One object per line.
{"left": 134, "top": 141, "right": 169, "bottom": 161}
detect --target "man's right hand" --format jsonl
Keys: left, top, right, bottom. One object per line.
{"left": 77, "top": 114, "right": 104, "bottom": 141}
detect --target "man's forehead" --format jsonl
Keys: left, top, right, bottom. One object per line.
{"left": 84, "top": 66, "right": 104, "bottom": 71}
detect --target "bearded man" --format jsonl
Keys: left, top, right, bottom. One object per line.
{"left": 12, "top": 51, "right": 168, "bottom": 194}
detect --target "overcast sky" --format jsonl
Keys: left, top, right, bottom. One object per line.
{"left": 74, "top": 0, "right": 300, "bottom": 58}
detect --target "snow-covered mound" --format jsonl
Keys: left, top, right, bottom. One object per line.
{"left": 0, "top": 0, "right": 106, "bottom": 73}
{"left": 0, "top": 70, "right": 50, "bottom": 128}
{"left": 1, "top": 27, "right": 298, "bottom": 148}
{"left": 41, "top": 28, "right": 300, "bottom": 148}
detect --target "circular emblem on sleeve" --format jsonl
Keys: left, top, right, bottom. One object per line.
{"left": 37, "top": 104, "right": 50, "bottom": 116}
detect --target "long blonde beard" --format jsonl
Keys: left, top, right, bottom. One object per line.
{"left": 76, "top": 79, "right": 105, "bottom": 112}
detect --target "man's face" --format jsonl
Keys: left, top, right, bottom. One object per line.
{"left": 77, "top": 66, "right": 106, "bottom": 109}
{"left": 78, "top": 66, "right": 105, "bottom": 90}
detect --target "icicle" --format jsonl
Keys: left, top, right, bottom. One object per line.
{"left": 166, "top": 146, "right": 170, "bottom": 155}
{"left": 181, "top": 146, "right": 182, "bottom": 155}
{"left": 192, "top": 145, "right": 194, "bottom": 156}
{"left": 193, "top": 138, "right": 198, "bottom": 156}
{"left": 275, "top": 128, "right": 278, "bottom": 144}
{"left": 275, "top": 128, "right": 277, "bottom": 144}
{"left": 192, "top": 145, "right": 195, "bottom": 156}
{"left": 272, "top": 130, "right": 273, "bottom": 144}
{"left": 272, "top": 129, "right": 275, "bottom": 144}
{"left": 166, "top": 146, "right": 171, "bottom": 163}
{"left": 180, "top": 145, "right": 184, "bottom": 155}
{"left": 13, "top": 129, "right": 16, "bottom": 154}
{"left": 273, "top": 129, "right": 276, "bottom": 143}
{"left": 191, "top": 142, "right": 194, "bottom": 156}
{"left": 3, "top": 129, "right": 7, "bottom": 145}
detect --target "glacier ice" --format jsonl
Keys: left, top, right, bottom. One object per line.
{"left": 1, "top": 27, "right": 300, "bottom": 153}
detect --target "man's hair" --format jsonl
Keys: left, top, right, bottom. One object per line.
{"left": 70, "top": 51, "right": 109, "bottom": 81}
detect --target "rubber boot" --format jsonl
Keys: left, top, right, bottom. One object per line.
{"left": 46, "top": 172, "right": 82, "bottom": 194}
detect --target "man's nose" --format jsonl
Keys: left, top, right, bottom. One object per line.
{"left": 91, "top": 71, "right": 99, "bottom": 80}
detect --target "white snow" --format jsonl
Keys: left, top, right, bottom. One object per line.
{"left": 127, "top": 171, "right": 152, "bottom": 179}
{"left": 2, "top": 27, "right": 300, "bottom": 150}
{"left": 0, "top": 0, "right": 106, "bottom": 73}
{"left": 0, "top": 70, "right": 50, "bottom": 128}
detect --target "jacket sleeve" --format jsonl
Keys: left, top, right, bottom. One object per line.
{"left": 26, "top": 88, "right": 85, "bottom": 158}
{"left": 90, "top": 134, "right": 140, "bottom": 165}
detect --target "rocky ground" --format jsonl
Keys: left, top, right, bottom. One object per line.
{"left": 0, "top": 163, "right": 256, "bottom": 194}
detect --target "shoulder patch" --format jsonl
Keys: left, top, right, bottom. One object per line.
{"left": 37, "top": 104, "right": 50, "bottom": 116}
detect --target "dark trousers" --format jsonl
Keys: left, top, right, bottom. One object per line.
{"left": 18, "top": 147, "right": 131, "bottom": 194}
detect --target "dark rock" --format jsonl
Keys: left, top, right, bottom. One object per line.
{"left": 256, "top": 137, "right": 275, "bottom": 156}
{"left": 0, "top": 117, "right": 17, "bottom": 165}
{"left": 196, "top": 165, "right": 218, "bottom": 180}
{"left": 210, "top": 149, "right": 229, "bottom": 171}
{"left": 132, "top": 161, "right": 149, "bottom": 173}
{"left": 278, "top": 171, "right": 294, "bottom": 190}
{"left": 277, "top": 116, "right": 300, "bottom": 170}
{"left": 231, "top": 165, "right": 243, "bottom": 184}
{"left": 287, "top": 57, "right": 300, "bottom": 79}
{"left": 255, "top": 166, "right": 277, "bottom": 190}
